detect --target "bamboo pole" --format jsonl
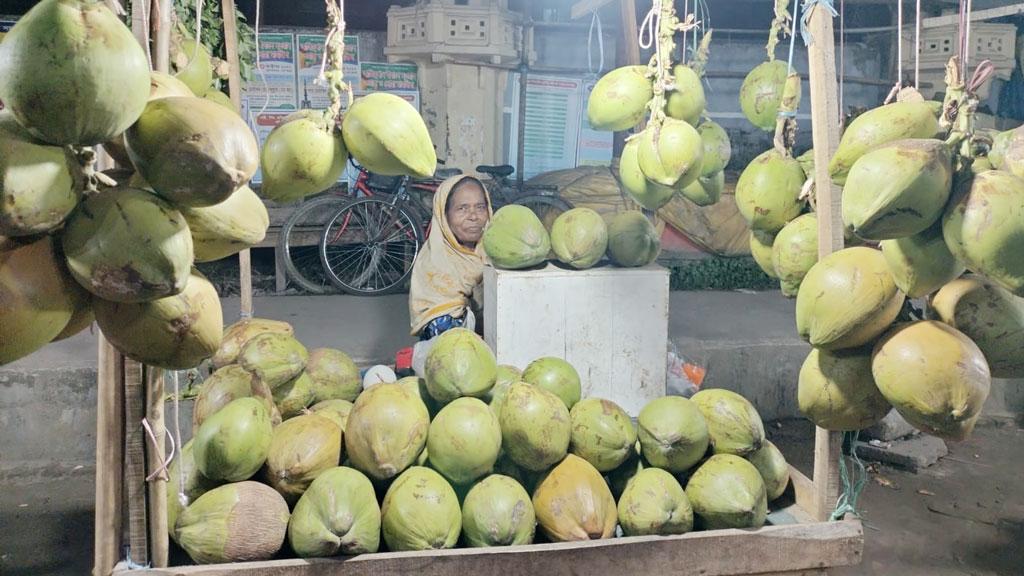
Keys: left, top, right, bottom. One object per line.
{"left": 612, "top": 0, "right": 639, "bottom": 159}
{"left": 145, "top": 366, "right": 169, "bottom": 567}
{"left": 123, "top": 359, "right": 149, "bottom": 566}
{"left": 94, "top": 333, "right": 125, "bottom": 576}
{"left": 221, "top": 0, "right": 253, "bottom": 318}
{"left": 804, "top": 1, "right": 845, "bottom": 522}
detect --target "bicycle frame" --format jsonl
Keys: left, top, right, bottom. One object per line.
{"left": 326, "top": 162, "right": 439, "bottom": 246}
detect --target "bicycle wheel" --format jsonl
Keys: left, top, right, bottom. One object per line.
{"left": 319, "top": 197, "right": 426, "bottom": 296}
{"left": 278, "top": 195, "right": 349, "bottom": 294}
{"left": 513, "top": 194, "right": 574, "bottom": 230}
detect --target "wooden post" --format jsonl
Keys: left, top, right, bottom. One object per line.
{"left": 516, "top": 0, "right": 532, "bottom": 188}
{"left": 94, "top": 333, "right": 125, "bottom": 576}
{"left": 613, "top": 0, "right": 640, "bottom": 159}
{"left": 145, "top": 366, "right": 169, "bottom": 567}
{"left": 123, "top": 359, "right": 149, "bottom": 567}
{"left": 222, "top": 0, "right": 253, "bottom": 318}
{"left": 154, "top": 0, "right": 171, "bottom": 74}
{"left": 804, "top": 1, "right": 844, "bottom": 522}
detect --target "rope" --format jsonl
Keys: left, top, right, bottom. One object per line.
{"left": 682, "top": 0, "right": 689, "bottom": 63}
{"left": 799, "top": 0, "right": 837, "bottom": 47}
{"left": 587, "top": 11, "right": 605, "bottom": 77}
{"left": 964, "top": 0, "right": 973, "bottom": 73}
{"left": 254, "top": 0, "right": 272, "bottom": 118}
{"left": 839, "top": 0, "right": 845, "bottom": 122}
{"left": 786, "top": 0, "right": 800, "bottom": 74}
{"left": 193, "top": 0, "right": 203, "bottom": 68}
{"left": 897, "top": 0, "right": 903, "bottom": 89}
{"left": 914, "top": 0, "right": 921, "bottom": 89}
{"left": 141, "top": 417, "right": 175, "bottom": 482}
{"left": 830, "top": 430, "right": 867, "bottom": 521}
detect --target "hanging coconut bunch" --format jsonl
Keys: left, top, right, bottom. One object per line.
{"left": 739, "top": 0, "right": 802, "bottom": 131}
{"left": 257, "top": 4, "right": 435, "bottom": 205}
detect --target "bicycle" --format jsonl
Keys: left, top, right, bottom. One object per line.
{"left": 475, "top": 164, "right": 574, "bottom": 225}
{"left": 277, "top": 160, "right": 453, "bottom": 294}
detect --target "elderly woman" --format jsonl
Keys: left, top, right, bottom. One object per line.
{"left": 408, "top": 175, "right": 493, "bottom": 374}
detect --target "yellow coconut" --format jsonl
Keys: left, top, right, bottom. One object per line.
{"left": 828, "top": 101, "right": 940, "bottom": 184}
{"left": 182, "top": 185, "right": 269, "bottom": 263}
{"left": 771, "top": 213, "right": 818, "bottom": 298}
{"left": 798, "top": 347, "right": 891, "bottom": 431}
{"left": 260, "top": 110, "right": 348, "bottom": 203}
{"left": 532, "top": 454, "right": 617, "bottom": 542}
{"left": 264, "top": 413, "right": 343, "bottom": 502}
{"left": 212, "top": 318, "right": 295, "bottom": 368}
{"left": 932, "top": 275, "right": 1024, "bottom": 378}
{"left": 880, "top": 224, "right": 965, "bottom": 298}
{"left": 344, "top": 383, "right": 430, "bottom": 481}
{"left": 587, "top": 65, "right": 653, "bottom": 131}
{"left": 618, "top": 137, "right": 677, "bottom": 210}
{"left": 872, "top": 321, "right": 990, "bottom": 441}
{"left": 750, "top": 231, "right": 779, "bottom": 279}
{"left": 795, "top": 247, "right": 905, "bottom": 350}
{"left": 341, "top": 92, "right": 436, "bottom": 179}
{"left": 665, "top": 64, "right": 706, "bottom": 126}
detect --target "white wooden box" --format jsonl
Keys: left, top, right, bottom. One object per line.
{"left": 483, "top": 263, "right": 669, "bottom": 416}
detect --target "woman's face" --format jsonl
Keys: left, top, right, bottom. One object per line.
{"left": 446, "top": 181, "right": 489, "bottom": 247}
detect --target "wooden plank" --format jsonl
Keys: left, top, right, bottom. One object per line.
{"left": 116, "top": 519, "right": 863, "bottom": 576}
{"left": 789, "top": 465, "right": 817, "bottom": 516}
{"left": 570, "top": 0, "right": 618, "bottom": 20}
{"left": 612, "top": 0, "right": 640, "bottom": 159}
{"left": 145, "top": 366, "right": 169, "bottom": 567}
{"left": 95, "top": 334, "right": 125, "bottom": 576}
{"left": 922, "top": 4, "right": 1024, "bottom": 29}
{"left": 153, "top": 0, "right": 171, "bottom": 73}
{"left": 124, "top": 359, "right": 149, "bottom": 566}
{"left": 804, "top": 1, "right": 845, "bottom": 523}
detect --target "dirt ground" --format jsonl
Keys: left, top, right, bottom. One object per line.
{"left": 2, "top": 418, "right": 1021, "bottom": 575}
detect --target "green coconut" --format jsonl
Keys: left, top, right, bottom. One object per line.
{"left": 0, "top": 0, "right": 150, "bottom": 146}
{"left": 842, "top": 139, "right": 953, "bottom": 240}
{"left": 264, "top": 413, "right": 343, "bottom": 502}
{"left": 193, "top": 397, "right": 274, "bottom": 482}
{"left": 691, "top": 389, "right": 765, "bottom": 457}
{"left": 665, "top": 64, "right": 706, "bottom": 126}
{"left": 637, "top": 396, "right": 710, "bottom": 473}
{"left": 0, "top": 111, "right": 79, "bottom": 236}
{"left": 381, "top": 466, "right": 461, "bottom": 551}
{"left": 942, "top": 170, "right": 1024, "bottom": 295}
{"left": 735, "top": 149, "right": 806, "bottom": 233}
{"left": 126, "top": 96, "right": 259, "bottom": 207}
{"left": 239, "top": 332, "right": 309, "bottom": 389}
{"left": 681, "top": 170, "right": 725, "bottom": 206}
{"left": 569, "top": 398, "right": 637, "bottom": 472}
{"left": 617, "top": 467, "right": 694, "bottom": 537}
{"left": 182, "top": 185, "right": 269, "bottom": 263}
{"left": 796, "top": 148, "right": 816, "bottom": 179}
{"left": 607, "top": 443, "right": 645, "bottom": 499}
{"left": 990, "top": 125, "right": 1024, "bottom": 178}
{"left": 427, "top": 397, "right": 502, "bottom": 485}
{"left": 51, "top": 296, "right": 94, "bottom": 342}
{"left": 485, "top": 365, "right": 522, "bottom": 404}
{"left": 828, "top": 101, "right": 941, "bottom": 184}
{"left": 872, "top": 321, "right": 991, "bottom": 441}
{"left": 606, "top": 212, "right": 659, "bottom": 269}
{"left": 273, "top": 372, "right": 316, "bottom": 419}
{"left": 932, "top": 275, "right": 1024, "bottom": 378}
{"left": 287, "top": 466, "right": 380, "bottom": 557}
{"left": 685, "top": 454, "right": 768, "bottom": 529}
{"left": 344, "top": 383, "right": 430, "bottom": 481}
{"left": 309, "top": 399, "right": 355, "bottom": 431}
{"left": 175, "top": 481, "right": 289, "bottom": 564}
{"left": 795, "top": 247, "right": 905, "bottom": 350}
{"left": 586, "top": 65, "right": 653, "bottom": 131}
{"left": 880, "top": 224, "right": 965, "bottom": 298}
{"left": 305, "top": 348, "right": 361, "bottom": 404}
{"left": 424, "top": 327, "right": 497, "bottom": 403}
{"left": 171, "top": 37, "right": 214, "bottom": 96}
{"left": 212, "top": 318, "right": 295, "bottom": 368}
{"left": 798, "top": 347, "right": 891, "bottom": 431}
{"left": 739, "top": 60, "right": 790, "bottom": 131}
{"left": 499, "top": 382, "right": 571, "bottom": 472}
{"left": 697, "top": 120, "right": 732, "bottom": 177}
{"left": 167, "top": 439, "right": 220, "bottom": 541}
{"left": 482, "top": 205, "right": 551, "bottom": 269}
{"left": 522, "top": 356, "right": 582, "bottom": 409}
{"left": 193, "top": 365, "right": 280, "bottom": 429}
{"left": 396, "top": 375, "right": 436, "bottom": 415}
{"left": 618, "top": 137, "right": 677, "bottom": 210}
{"left": 260, "top": 109, "right": 348, "bottom": 203}
{"left": 149, "top": 70, "right": 195, "bottom": 100}
{"left": 637, "top": 118, "right": 704, "bottom": 188}
{"left": 203, "top": 89, "right": 237, "bottom": 113}
{"left": 461, "top": 474, "right": 536, "bottom": 547}
{"left": 341, "top": 92, "right": 436, "bottom": 179}
{"left": 0, "top": 235, "right": 86, "bottom": 365}
{"left": 750, "top": 231, "right": 779, "bottom": 279}
{"left": 772, "top": 213, "right": 819, "bottom": 298}
{"left": 93, "top": 269, "right": 223, "bottom": 370}
{"left": 550, "top": 207, "right": 609, "bottom": 270}
{"left": 532, "top": 454, "right": 617, "bottom": 542}
{"left": 747, "top": 441, "right": 790, "bottom": 501}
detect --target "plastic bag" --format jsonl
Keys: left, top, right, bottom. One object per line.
{"left": 667, "top": 341, "right": 705, "bottom": 398}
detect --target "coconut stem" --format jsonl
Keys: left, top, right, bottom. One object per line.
{"left": 643, "top": 4, "right": 697, "bottom": 135}
{"left": 766, "top": 0, "right": 792, "bottom": 62}
{"left": 69, "top": 146, "right": 118, "bottom": 196}
{"left": 324, "top": 0, "right": 352, "bottom": 129}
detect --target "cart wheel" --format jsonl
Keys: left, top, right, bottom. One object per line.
{"left": 278, "top": 195, "right": 349, "bottom": 294}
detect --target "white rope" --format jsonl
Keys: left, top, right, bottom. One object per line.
{"left": 896, "top": 0, "right": 903, "bottom": 89}
{"left": 140, "top": 0, "right": 152, "bottom": 72}
{"left": 914, "top": 0, "right": 921, "bottom": 89}
{"left": 193, "top": 0, "right": 203, "bottom": 66}
{"left": 638, "top": 0, "right": 668, "bottom": 86}
{"left": 682, "top": 0, "right": 689, "bottom": 63}
{"left": 587, "top": 11, "right": 605, "bottom": 76}
{"left": 964, "top": 0, "right": 973, "bottom": 73}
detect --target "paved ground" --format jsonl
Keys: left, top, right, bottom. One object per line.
{"left": 2, "top": 290, "right": 1023, "bottom": 575}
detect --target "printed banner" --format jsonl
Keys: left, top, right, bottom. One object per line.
{"left": 576, "top": 79, "right": 614, "bottom": 166}
{"left": 507, "top": 74, "right": 584, "bottom": 179}
{"left": 360, "top": 62, "right": 418, "bottom": 92}
{"left": 296, "top": 34, "right": 360, "bottom": 110}
{"left": 243, "top": 33, "right": 298, "bottom": 110}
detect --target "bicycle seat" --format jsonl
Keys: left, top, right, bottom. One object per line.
{"left": 476, "top": 164, "right": 515, "bottom": 178}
